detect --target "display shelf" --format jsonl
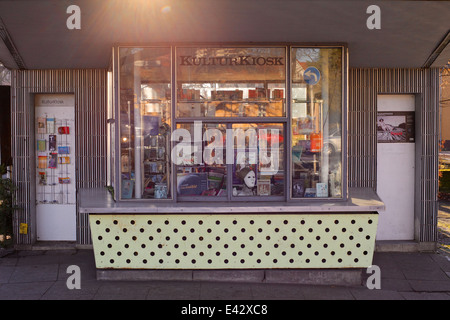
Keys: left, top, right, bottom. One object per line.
{"left": 35, "top": 117, "right": 74, "bottom": 205}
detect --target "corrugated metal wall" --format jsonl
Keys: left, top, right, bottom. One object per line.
{"left": 10, "top": 69, "right": 107, "bottom": 245}
{"left": 348, "top": 68, "right": 440, "bottom": 242}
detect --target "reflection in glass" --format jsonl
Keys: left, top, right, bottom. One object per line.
{"left": 175, "top": 123, "right": 227, "bottom": 197}
{"left": 232, "top": 123, "right": 284, "bottom": 197}
{"left": 291, "top": 48, "right": 342, "bottom": 198}
{"left": 176, "top": 47, "right": 286, "bottom": 118}
{"left": 119, "top": 47, "right": 172, "bottom": 199}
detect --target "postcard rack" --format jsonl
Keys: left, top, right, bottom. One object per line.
{"left": 36, "top": 116, "right": 73, "bottom": 205}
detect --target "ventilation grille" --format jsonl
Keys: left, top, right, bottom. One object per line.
{"left": 89, "top": 213, "right": 378, "bottom": 269}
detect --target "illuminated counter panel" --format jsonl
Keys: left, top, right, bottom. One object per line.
{"left": 89, "top": 213, "right": 378, "bottom": 269}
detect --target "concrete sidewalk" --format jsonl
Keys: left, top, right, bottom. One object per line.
{"left": 0, "top": 248, "right": 449, "bottom": 300}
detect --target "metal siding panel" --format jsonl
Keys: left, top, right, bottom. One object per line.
{"left": 10, "top": 69, "right": 107, "bottom": 245}
{"left": 348, "top": 68, "right": 439, "bottom": 242}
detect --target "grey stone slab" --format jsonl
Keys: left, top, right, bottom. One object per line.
{"left": 265, "top": 269, "right": 362, "bottom": 286}
{"left": 250, "top": 283, "right": 305, "bottom": 300}
{"left": 399, "top": 291, "right": 450, "bottom": 300}
{"left": 94, "top": 282, "right": 151, "bottom": 300}
{"left": 0, "top": 266, "right": 14, "bottom": 283}
{"left": 9, "top": 264, "right": 59, "bottom": 283}
{"left": 41, "top": 280, "right": 100, "bottom": 300}
{"left": 0, "top": 256, "right": 18, "bottom": 266}
{"left": 401, "top": 262, "right": 449, "bottom": 281}
{"left": 299, "top": 285, "right": 355, "bottom": 300}
{"left": 193, "top": 270, "right": 264, "bottom": 283}
{"left": 350, "top": 287, "right": 405, "bottom": 300}
{"left": 146, "top": 281, "right": 202, "bottom": 300}
{"left": 369, "top": 278, "right": 413, "bottom": 292}
{"left": 430, "top": 254, "right": 450, "bottom": 273}
{"left": 408, "top": 279, "right": 450, "bottom": 292}
{"left": 199, "top": 282, "right": 253, "bottom": 300}
{"left": 371, "top": 253, "right": 405, "bottom": 280}
{"left": 15, "top": 252, "right": 62, "bottom": 266}
{"left": 0, "top": 281, "right": 54, "bottom": 300}
{"left": 97, "top": 269, "right": 193, "bottom": 281}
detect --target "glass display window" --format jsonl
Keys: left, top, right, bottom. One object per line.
{"left": 176, "top": 47, "right": 286, "bottom": 118}
{"left": 118, "top": 47, "right": 172, "bottom": 199}
{"left": 115, "top": 45, "right": 345, "bottom": 201}
{"left": 290, "top": 47, "right": 343, "bottom": 199}
{"left": 174, "top": 122, "right": 227, "bottom": 198}
{"left": 231, "top": 123, "right": 285, "bottom": 198}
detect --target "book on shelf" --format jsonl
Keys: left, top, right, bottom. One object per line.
{"left": 304, "top": 188, "right": 316, "bottom": 198}
{"left": 177, "top": 172, "right": 207, "bottom": 196}
{"left": 207, "top": 171, "right": 224, "bottom": 190}
{"left": 316, "top": 183, "right": 328, "bottom": 198}
{"left": 257, "top": 179, "right": 271, "bottom": 196}
{"left": 121, "top": 179, "right": 134, "bottom": 199}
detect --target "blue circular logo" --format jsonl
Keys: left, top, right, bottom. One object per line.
{"left": 303, "top": 67, "right": 321, "bottom": 85}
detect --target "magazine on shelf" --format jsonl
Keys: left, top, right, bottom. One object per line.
{"left": 304, "top": 188, "right": 316, "bottom": 198}
{"left": 292, "top": 179, "right": 305, "bottom": 198}
{"left": 316, "top": 183, "right": 328, "bottom": 198}
{"left": 121, "top": 179, "right": 134, "bottom": 199}
{"left": 58, "top": 156, "right": 70, "bottom": 164}
{"left": 46, "top": 118, "right": 55, "bottom": 134}
{"left": 257, "top": 179, "right": 271, "bottom": 196}
{"left": 58, "top": 126, "right": 70, "bottom": 134}
{"left": 37, "top": 139, "right": 46, "bottom": 152}
{"left": 58, "top": 146, "right": 70, "bottom": 154}
{"left": 49, "top": 135, "right": 56, "bottom": 151}
{"left": 48, "top": 153, "right": 57, "bottom": 169}
{"left": 207, "top": 171, "right": 224, "bottom": 190}
{"left": 37, "top": 117, "right": 46, "bottom": 134}
{"left": 177, "top": 172, "right": 207, "bottom": 196}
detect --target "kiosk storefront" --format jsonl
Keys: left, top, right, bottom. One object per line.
{"left": 82, "top": 44, "right": 383, "bottom": 271}
{"left": 9, "top": 43, "right": 441, "bottom": 278}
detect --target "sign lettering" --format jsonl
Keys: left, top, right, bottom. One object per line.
{"left": 179, "top": 55, "right": 284, "bottom": 66}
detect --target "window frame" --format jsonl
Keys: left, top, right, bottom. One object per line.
{"left": 112, "top": 44, "right": 348, "bottom": 203}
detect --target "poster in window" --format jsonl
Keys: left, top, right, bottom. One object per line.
{"left": 377, "top": 112, "right": 415, "bottom": 143}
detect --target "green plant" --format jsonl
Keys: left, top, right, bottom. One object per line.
{"left": 0, "top": 164, "right": 16, "bottom": 247}
{"left": 105, "top": 185, "right": 115, "bottom": 201}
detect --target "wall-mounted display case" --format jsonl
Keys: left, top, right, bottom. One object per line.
{"left": 114, "top": 45, "right": 345, "bottom": 202}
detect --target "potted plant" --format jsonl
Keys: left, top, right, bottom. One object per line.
{"left": 0, "top": 164, "right": 16, "bottom": 248}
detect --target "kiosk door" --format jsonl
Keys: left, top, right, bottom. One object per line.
{"left": 35, "top": 94, "right": 76, "bottom": 241}
{"left": 376, "top": 94, "right": 415, "bottom": 240}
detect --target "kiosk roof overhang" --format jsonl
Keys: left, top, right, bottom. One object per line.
{"left": 0, "top": 0, "right": 449, "bottom": 70}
